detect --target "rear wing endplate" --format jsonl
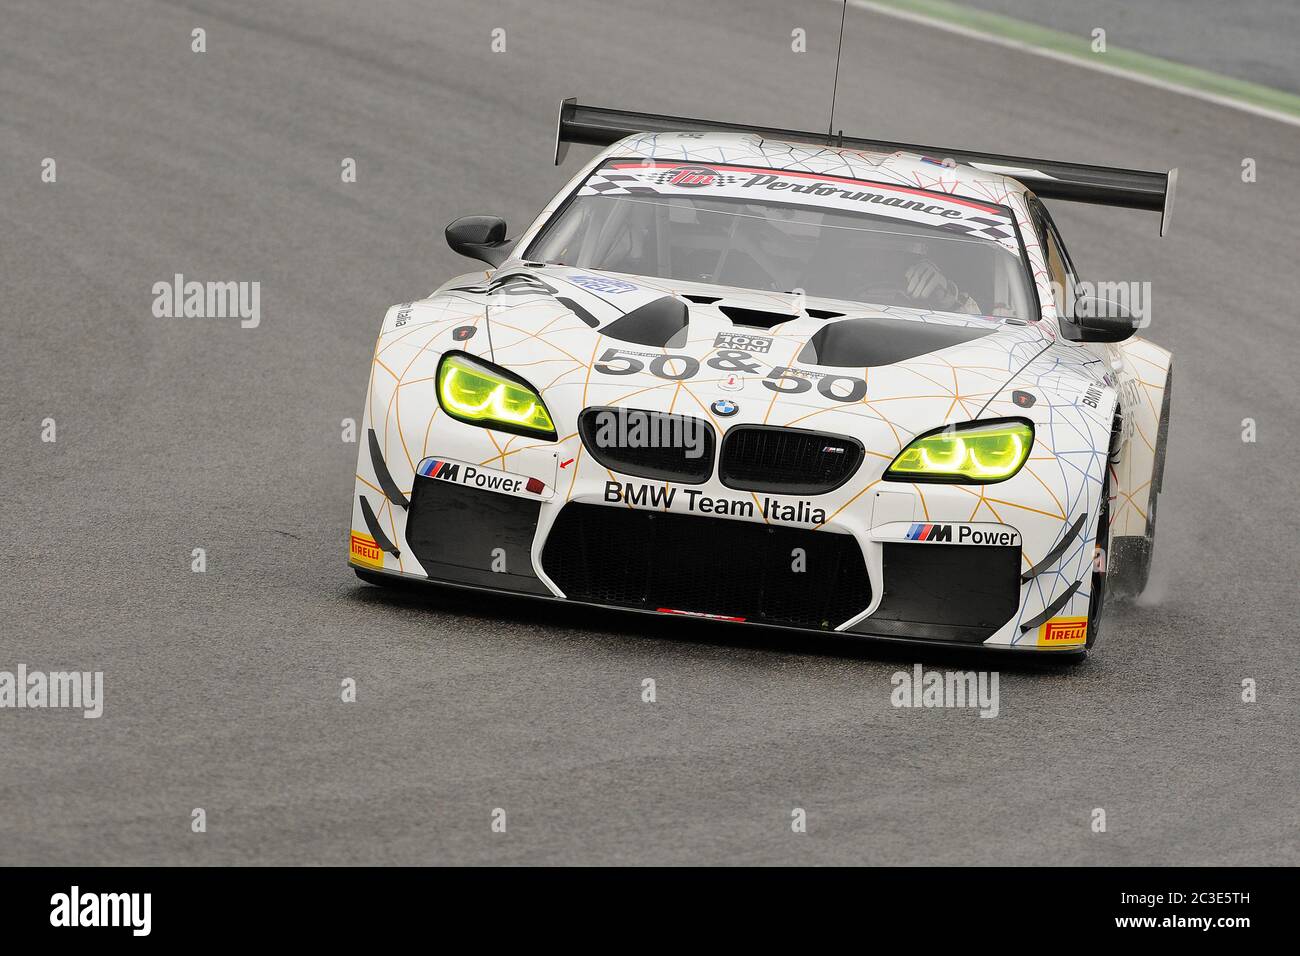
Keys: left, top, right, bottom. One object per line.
{"left": 555, "top": 98, "right": 1178, "bottom": 236}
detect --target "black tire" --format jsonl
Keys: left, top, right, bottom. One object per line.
{"left": 1109, "top": 366, "right": 1172, "bottom": 601}
{"left": 1109, "top": 522, "right": 1154, "bottom": 602}
{"left": 1086, "top": 463, "right": 1110, "bottom": 649}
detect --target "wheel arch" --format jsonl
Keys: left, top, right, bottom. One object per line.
{"left": 1108, "top": 338, "right": 1173, "bottom": 541}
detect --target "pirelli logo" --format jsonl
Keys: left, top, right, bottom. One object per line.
{"left": 1038, "top": 616, "right": 1088, "bottom": 647}
{"left": 349, "top": 531, "right": 384, "bottom": 568}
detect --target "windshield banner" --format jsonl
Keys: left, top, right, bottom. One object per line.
{"left": 579, "top": 161, "right": 1021, "bottom": 255}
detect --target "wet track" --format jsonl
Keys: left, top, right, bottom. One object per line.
{"left": 2, "top": 0, "right": 1298, "bottom": 864}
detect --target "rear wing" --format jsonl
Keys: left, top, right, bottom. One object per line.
{"left": 554, "top": 98, "right": 1178, "bottom": 236}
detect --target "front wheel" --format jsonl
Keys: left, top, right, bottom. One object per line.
{"left": 1086, "top": 464, "right": 1111, "bottom": 649}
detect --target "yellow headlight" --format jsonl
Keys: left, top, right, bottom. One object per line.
{"left": 437, "top": 353, "right": 556, "bottom": 439}
{"left": 886, "top": 420, "right": 1033, "bottom": 482}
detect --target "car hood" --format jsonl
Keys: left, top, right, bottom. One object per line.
{"left": 402, "top": 265, "right": 1058, "bottom": 444}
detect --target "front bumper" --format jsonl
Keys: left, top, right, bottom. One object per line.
{"left": 350, "top": 449, "right": 1094, "bottom": 652}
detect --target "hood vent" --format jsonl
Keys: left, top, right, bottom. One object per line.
{"left": 600, "top": 296, "right": 689, "bottom": 348}
{"left": 718, "top": 305, "right": 798, "bottom": 329}
{"left": 556, "top": 296, "right": 600, "bottom": 328}
{"left": 798, "top": 316, "right": 993, "bottom": 368}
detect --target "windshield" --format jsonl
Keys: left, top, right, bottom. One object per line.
{"left": 527, "top": 160, "right": 1035, "bottom": 319}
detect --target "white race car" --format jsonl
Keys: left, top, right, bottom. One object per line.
{"left": 348, "top": 101, "right": 1175, "bottom": 656}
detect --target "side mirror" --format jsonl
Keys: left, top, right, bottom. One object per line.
{"left": 446, "top": 216, "right": 513, "bottom": 267}
{"left": 1063, "top": 295, "right": 1138, "bottom": 343}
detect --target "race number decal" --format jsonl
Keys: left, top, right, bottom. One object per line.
{"left": 592, "top": 350, "right": 867, "bottom": 401}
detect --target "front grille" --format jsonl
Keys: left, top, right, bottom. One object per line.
{"left": 719, "top": 426, "right": 864, "bottom": 495}
{"left": 579, "top": 407, "right": 715, "bottom": 484}
{"left": 541, "top": 504, "right": 871, "bottom": 629}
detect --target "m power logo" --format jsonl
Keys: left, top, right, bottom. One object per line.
{"left": 418, "top": 458, "right": 460, "bottom": 481}
{"left": 903, "top": 523, "right": 1021, "bottom": 546}
{"left": 906, "top": 523, "right": 952, "bottom": 542}
{"left": 416, "top": 455, "right": 551, "bottom": 499}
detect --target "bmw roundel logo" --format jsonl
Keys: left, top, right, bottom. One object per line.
{"left": 711, "top": 399, "right": 739, "bottom": 416}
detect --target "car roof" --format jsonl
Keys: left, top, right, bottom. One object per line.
{"left": 606, "top": 130, "right": 1031, "bottom": 205}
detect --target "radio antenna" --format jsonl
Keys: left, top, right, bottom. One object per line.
{"left": 827, "top": 0, "right": 848, "bottom": 143}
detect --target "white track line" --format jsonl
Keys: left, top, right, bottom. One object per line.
{"left": 846, "top": 0, "right": 1300, "bottom": 129}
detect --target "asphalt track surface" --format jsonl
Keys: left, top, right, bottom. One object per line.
{"left": 2, "top": 0, "right": 1298, "bottom": 866}
{"left": 957, "top": 0, "right": 1300, "bottom": 94}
